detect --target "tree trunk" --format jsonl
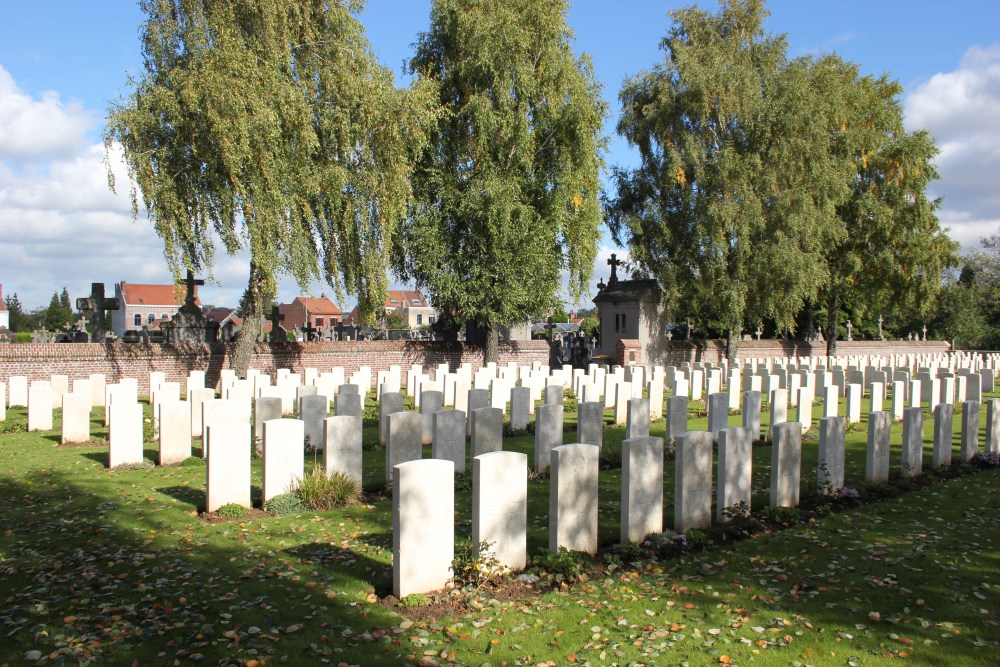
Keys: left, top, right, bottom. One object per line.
{"left": 484, "top": 325, "right": 499, "bottom": 366}
{"left": 726, "top": 328, "right": 739, "bottom": 365}
{"left": 825, "top": 293, "right": 839, "bottom": 359}
{"left": 230, "top": 264, "right": 265, "bottom": 378}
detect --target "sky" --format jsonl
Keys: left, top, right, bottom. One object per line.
{"left": 1, "top": 0, "right": 998, "bottom": 315}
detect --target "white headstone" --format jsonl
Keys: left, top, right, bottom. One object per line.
{"left": 549, "top": 444, "right": 599, "bottom": 554}
{"left": 621, "top": 436, "right": 664, "bottom": 543}
{"left": 473, "top": 451, "right": 527, "bottom": 572}
{"left": 159, "top": 398, "right": 192, "bottom": 465}
{"left": 109, "top": 401, "right": 144, "bottom": 468}
{"left": 206, "top": 422, "right": 252, "bottom": 512}
{"left": 28, "top": 380, "right": 53, "bottom": 431}
{"left": 717, "top": 426, "right": 752, "bottom": 521}
{"left": 393, "top": 459, "right": 454, "bottom": 598}
{"left": 675, "top": 431, "right": 713, "bottom": 531}
{"left": 262, "top": 418, "right": 305, "bottom": 502}
{"left": 324, "top": 415, "right": 362, "bottom": 482}
{"left": 61, "top": 392, "right": 90, "bottom": 444}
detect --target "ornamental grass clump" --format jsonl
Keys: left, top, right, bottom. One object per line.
{"left": 296, "top": 467, "right": 361, "bottom": 510}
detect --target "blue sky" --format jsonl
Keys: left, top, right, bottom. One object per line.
{"left": 1, "top": 0, "right": 998, "bottom": 313}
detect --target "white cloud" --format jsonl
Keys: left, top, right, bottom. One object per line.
{"left": 905, "top": 44, "right": 1000, "bottom": 251}
{"left": 0, "top": 65, "right": 93, "bottom": 161}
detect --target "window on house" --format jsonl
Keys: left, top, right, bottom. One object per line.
{"left": 390, "top": 299, "right": 398, "bottom": 304}
{"left": 615, "top": 314, "right": 620, "bottom": 333}
{"left": 134, "top": 314, "right": 141, "bottom": 326}
{"left": 429, "top": 316, "right": 436, "bottom": 324}
{"left": 316, "top": 317, "right": 324, "bottom": 328}
{"left": 417, "top": 314, "right": 423, "bottom": 325}
{"left": 161, "top": 313, "right": 169, "bottom": 321}
{"left": 622, "top": 314, "right": 627, "bottom": 332}
{"left": 147, "top": 313, "right": 155, "bottom": 324}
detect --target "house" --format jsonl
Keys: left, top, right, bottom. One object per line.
{"left": 384, "top": 290, "right": 437, "bottom": 328}
{"left": 278, "top": 294, "right": 342, "bottom": 331}
{"left": 344, "top": 289, "right": 438, "bottom": 329}
{"left": 111, "top": 282, "right": 198, "bottom": 335}
{"left": 0, "top": 284, "right": 8, "bottom": 330}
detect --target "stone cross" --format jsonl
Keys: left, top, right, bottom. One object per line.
{"left": 182, "top": 270, "right": 204, "bottom": 311}
{"left": 75, "top": 282, "right": 120, "bottom": 342}
{"left": 877, "top": 314, "right": 884, "bottom": 340}
{"left": 922, "top": 324, "right": 927, "bottom": 341}
{"left": 302, "top": 323, "right": 318, "bottom": 341}
{"left": 666, "top": 329, "right": 673, "bottom": 341}
{"left": 607, "top": 253, "right": 622, "bottom": 285}
{"left": 755, "top": 325, "right": 762, "bottom": 341}
{"left": 846, "top": 320, "right": 853, "bottom": 341}
{"left": 268, "top": 305, "right": 285, "bottom": 343}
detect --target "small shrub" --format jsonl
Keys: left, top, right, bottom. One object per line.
{"left": 452, "top": 539, "right": 507, "bottom": 590}
{"left": 216, "top": 503, "right": 250, "bottom": 518}
{"left": 143, "top": 418, "right": 157, "bottom": 443}
{"left": 563, "top": 387, "right": 578, "bottom": 413}
{"left": 0, "top": 418, "right": 27, "bottom": 434}
{"left": 599, "top": 441, "right": 623, "bottom": 469}
{"left": 528, "top": 547, "right": 588, "bottom": 588}
{"left": 111, "top": 460, "right": 154, "bottom": 472}
{"left": 297, "top": 467, "right": 361, "bottom": 510}
{"left": 398, "top": 594, "right": 430, "bottom": 607}
{"left": 644, "top": 529, "right": 708, "bottom": 559}
{"left": 712, "top": 501, "right": 764, "bottom": 541}
{"left": 361, "top": 438, "right": 382, "bottom": 451}
{"left": 607, "top": 541, "right": 647, "bottom": 567}
{"left": 972, "top": 451, "right": 1000, "bottom": 468}
{"left": 361, "top": 405, "right": 380, "bottom": 428}
{"left": 834, "top": 486, "right": 862, "bottom": 507}
{"left": 263, "top": 492, "right": 307, "bottom": 516}
{"left": 503, "top": 421, "right": 531, "bottom": 437}
{"left": 758, "top": 505, "right": 800, "bottom": 528}
{"left": 180, "top": 456, "right": 205, "bottom": 467}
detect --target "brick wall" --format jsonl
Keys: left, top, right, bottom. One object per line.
{"left": 0, "top": 340, "right": 550, "bottom": 395}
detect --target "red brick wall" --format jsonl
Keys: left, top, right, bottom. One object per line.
{"left": 0, "top": 340, "right": 550, "bottom": 395}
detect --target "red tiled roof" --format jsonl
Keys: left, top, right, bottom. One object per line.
{"left": 293, "top": 294, "right": 342, "bottom": 315}
{"left": 120, "top": 282, "right": 199, "bottom": 307}
{"left": 384, "top": 290, "right": 427, "bottom": 308}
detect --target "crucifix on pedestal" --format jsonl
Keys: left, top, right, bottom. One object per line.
{"left": 846, "top": 320, "right": 853, "bottom": 341}
{"left": 181, "top": 270, "right": 204, "bottom": 312}
{"left": 607, "top": 253, "right": 622, "bottom": 285}
{"left": 75, "top": 282, "right": 120, "bottom": 342}
{"left": 878, "top": 314, "right": 884, "bottom": 340}
{"left": 267, "top": 305, "right": 285, "bottom": 343}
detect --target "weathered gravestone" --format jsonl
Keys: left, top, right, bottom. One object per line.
{"left": 206, "top": 422, "right": 251, "bottom": 512}
{"left": 379, "top": 391, "right": 404, "bottom": 447}
{"left": 433, "top": 409, "right": 467, "bottom": 473}
{"left": 770, "top": 422, "right": 802, "bottom": 508}
{"left": 621, "top": 436, "right": 664, "bottom": 543}
{"left": 300, "top": 394, "right": 329, "bottom": 450}
{"left": 8, "top": 376, "right": 28, "bottom": 408}
{"left": 158, "top": 399, "right": 192, "bottom": 464}
{"left": 109, "top": 401, "right": 143, "bottom": 468}
{"left": 901, "top": 407, "right": 924, "bottom": 478}
{"left": 717, "top": 426, "right": 752, "bottom": 521}
{"left": 509, "top": 386, "right": 531, "bottom": 431}
{"left": 254, "top": 396, "right": 282, "bottom": 442}
{"left": 386, "top": 412, "right": 422, "bottom": 481}
{"left": 817, "top": 416, "right": 846, "bottom": 493}
{"left": 393, "top": 459, "right": 454, "bottom": 598}
{"left": 665, "top": 395, "right": 688, "bottom": 444}
{"left": 675, "top": 431, "right": 713, "bottom": 531}
{"left": 324, "top": 415, "right": 362, "bottom": 482}
{"left": 420, "top": 390, "right": 444, "bottom": 445}
{"left": 707, "top": 393, "right": 729, "bottom": 439}
{"left": 473, "top": 451, "right": 527, "bottom": 572}
{"left": 28, "top": 380, "right": 53, "bottom": 431}
{"left": 262, "top": 419, "right": 305, "bottom": 503}
{"left": 61, "top": 392, "right": 90, "bottom": 444}
{"left": 961, "top": 401, "right": 980, "bottom": 463}
{"left": 625, "top": 397, "right": 650, "bottom": 440}
{"left": 986, "top": 398, "right": 1000, "bottom": 455}
{"left": 742, "top": 390, "right": 761, "bottom": 441}
{"left": 533, "top": 404, "right": 563, "bottom": 472}
{"left": 933, "top": 403, "right": 954, "bottom": 469}
{"left": 471, "top": 407, "right": 503, "bottom": 457}
{"left": 866, "top": 411, "right": 891, "bottom": 483}
{"left": 549, "top": 443, "right": 599, "bottom": 554}
{"left": 576, "top": 401, "right": 604, "bottom": 449}
{"left": 466, "top": 388, "right": 490, "bottom": 437}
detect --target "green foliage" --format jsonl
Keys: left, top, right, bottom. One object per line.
{"left": 180, "top": 456, "right": 205, "bottom": 467}
{"left": 758, "top": 505, "right": 801, "bottom": 527}
{"left": 296, "top": 468, "right": 361, "bottom": 511}
{"left": 608, "top": 0, "right": 847, "bottom": 351}
{"left": 44, "top": 290, "right": 73, "bottom": 331}
{"left": 451, "top": 539, "right": 508, "bottom": 590}
{"left": 0, "top": 418, "right": 27, "bottom": 434}
{"left": 143, "top": 419, "right": 157, "bottom": 443}
{"left": 549, "top": 305, "right": 570, "bottom": 324}
{"left": 528, "top": 547, "right": 589, "bottom": 588}
{"left": 105, "top": 0, "right": 434, "bottom": 373}
{"left": 361, "top": 404, "right": 380, "bottom": 428}
{"left": 712, "top": 501, "right": 764, "bottom": 541}
{"left": 215, "top": 503, "right": 250, "bottom": 518}
{"left": 599, "top": 440, "right": 623, "bottom": 469}
{"left": 643, "top": 529, "right": 709, "bottom": 559}
{"left": 382, "top": 309, "right": 407, "bottom": 330}
{"left": 398, "top": 593, "right": 430, "bottom": 607}
{"left": 263, "top": 492, "right": 307, "bottom": 516}
{"left": 562, "top": 387, "right": 578, "bottom": 413}
{"left": 578, "top": 316, "right": 600, "bottom": 343}
{"left": 112, "top": 460, "right": 155, "bottom": 472}
{"left": 398, "top": 0, "right": 607, "bottom": 359}
{"left": 3, "top": 292, "right": 28, "bottom": 332}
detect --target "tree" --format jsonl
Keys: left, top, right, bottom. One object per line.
{"left": 397, "top": 0, "right": 606, "bottom": 363}
{"left": 550, "top": 305, "right": 570, "bottom": 324}
{"left": 106, "top": 0, "right": 432, "bottom": 374}
{"left": 4, "top": 292, "right": 26, "bottom": 332}
{"left": 382, "top": 310, "right": 407, "bottom": 330}
{"left": 44, "top": 291, "right": 72, "bottom": 331}
{"left": 814, "top": 57, "right": 956, "bottom": 355}
{"left": 606, "top": 0, "right": 850, "bottom": 362}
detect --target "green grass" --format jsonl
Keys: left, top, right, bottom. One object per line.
{"left": 0, "top": 389, "right": 998, "bottom": 666}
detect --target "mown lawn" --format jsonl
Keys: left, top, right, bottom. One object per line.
{"left": 0, "top": 388, "right": 998, "bottom": 666}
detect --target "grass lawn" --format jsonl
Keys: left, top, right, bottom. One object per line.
{"left": 0, "top": 388, "right": 998, "bottom": 666}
